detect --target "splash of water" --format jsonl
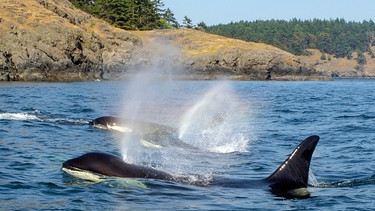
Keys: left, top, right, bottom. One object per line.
{"left": 118, "top": 133, "right": 144, "bottom": 163}
{"left": 0, "top": 111, "right": 89, "bottom": 124}
{"left": 178, "top": 82, "right": 251, "bottom": 153}
{"left": 0, "top": 112, "right": 39, "bottom": 120}
{"left": 308, "top": 169, "right": 319, "bottom": 186}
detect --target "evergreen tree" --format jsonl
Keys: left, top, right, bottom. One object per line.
{"left": 182, "top": 16, "right": 193, "bottom": 28}
{"left": 206, "top": 18, "right": 375, "bottom": 65}
{"left": 197, "top": 21, "right": 207, "bottom": 30}
{"left": 321, "top": 53, "right": 326, "bottom": 60}
{"left": 164, "top": 8, "right": 179, "bottom": 28}
{"left": 356, "top": 51, "right": 367, "bottom": 65}
{"left": 69, "top": 0, "right": 174, "bottom": 30}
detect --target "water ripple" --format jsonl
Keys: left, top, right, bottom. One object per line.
{"left": 1, "top": 80, "right": 375, "bottom": 209}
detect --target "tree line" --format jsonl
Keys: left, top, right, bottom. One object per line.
{"left": 69, "top": 0, "right": 179, "bottom": 30}
{"left": 69, "top": 0, "right": 207, "bottom": 30}
{"left": 206, "top": 18, "right": 375, "bottom": 65}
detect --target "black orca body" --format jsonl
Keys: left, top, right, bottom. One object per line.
{"left": 62, "top": 135, "right": 319, "bottom": 198}
{"left": 62, "top": 152, "right": 175, "bottom": 181}
{"left": 89, "top": 116, "right": 196, "bottom": 149}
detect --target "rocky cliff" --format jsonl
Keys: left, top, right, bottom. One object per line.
{"left": 132, "top": 29, "right": 328, "bottom": 80}
{"left": 0, "top": 0, "right": 329, "bottom": 81}
{"left": 0, "top": 0, "right": 142, "bottom": 81}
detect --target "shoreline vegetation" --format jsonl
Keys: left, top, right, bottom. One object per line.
{"left": 1, "top": 0, "right": 374, "bottom": 82}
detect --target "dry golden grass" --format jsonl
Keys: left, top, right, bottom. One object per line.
{"left": 299, "top": 49, "right": 375, "bottom": 76}
{"left": 0, "top": 0, "right": 140, "bottom": 44}
{"left": 131, "top": 29, "right": 285, "bottom": 56}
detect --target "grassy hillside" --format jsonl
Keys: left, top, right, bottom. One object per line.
{"left": 1, "top": 0, "right": 372, "bottom": 81}
{"left": 298, "top": 48, "right": 375, "bottom": 77}
{"left": 132, "top": 29, "right": 375, "bottom": 78}
{"left": 132, "top": 29, "right": 286, "bottom": 55}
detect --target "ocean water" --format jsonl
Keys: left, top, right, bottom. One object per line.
{"left": 1, "top": 79, "right": 374, "bottom": 210}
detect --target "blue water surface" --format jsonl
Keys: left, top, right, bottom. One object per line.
{"left": 0, "top": 79, "right": 374, "bottom": 210}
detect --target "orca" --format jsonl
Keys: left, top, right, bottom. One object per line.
{"left": 89, "top": 116, "right": 196, "bottom": 149}
{"left": 62, "top": 152, "right": 175, "bottom": 181}
{"left": 89, "top": 116, "right": 134, "bottom": 132}
{"left": 62, "top": 135, "right": 319, "bottom": 198}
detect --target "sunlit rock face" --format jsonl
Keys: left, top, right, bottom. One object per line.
{"left": 0, "top": 0, "right": 329, "bottom": 81}
{"left": 0, "top": 0, "right": 142, "bottom": 81}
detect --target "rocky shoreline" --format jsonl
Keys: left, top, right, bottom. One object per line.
{"left": 0, "top": 0, "right": 143, "bottom": 81}
{"left": 0, "top": 0, "right": 366, "bottom": 82}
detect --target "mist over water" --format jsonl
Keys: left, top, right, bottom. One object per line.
{"left": 118, "top": 39, "right": 179, "bottom": 162}
{"left": 120, "top": 40, "right": 179, "bottom": 120}
{"left": 117, "top": 40, "right": 250, "bottom": 163}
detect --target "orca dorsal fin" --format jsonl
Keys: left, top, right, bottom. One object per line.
{"left": 265, "top": 135, "right": 319, "bottom": 189}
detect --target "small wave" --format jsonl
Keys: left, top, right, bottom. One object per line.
{"left": 0, "top": 111, "right": 89, "bottom": 125}
{"left": 46, "top": 118, "right": 90, "bottom": 125}
{"left": 0, "top": 112, "right": 40, "bottom": 121}
{"left": 314, "top": 176, "right": 375, "bottom": 188}
{"left": 274, "top": 108, "right": 295, "bottom": 113}
{"left": 335, "top": 113, "right": 375, "bottom": 120}
{"left": 175, "top": 174, "right": 213, "bottom": 186}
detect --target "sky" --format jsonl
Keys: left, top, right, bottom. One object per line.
{"left": 162, "top": 0, "right": 375, "bottom": 26}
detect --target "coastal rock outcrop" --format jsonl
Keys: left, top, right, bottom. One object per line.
{"left": 0, "top": 0, "right": 330, "bottom": 81}
{"left": 0, "top": 0, "right": 141, "bottom": 81}
{"left": 183, "top": 48, "right": 320, "bottom": 80}
{"left": 133, "top": 30, "right": 329, "bottom": 80}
